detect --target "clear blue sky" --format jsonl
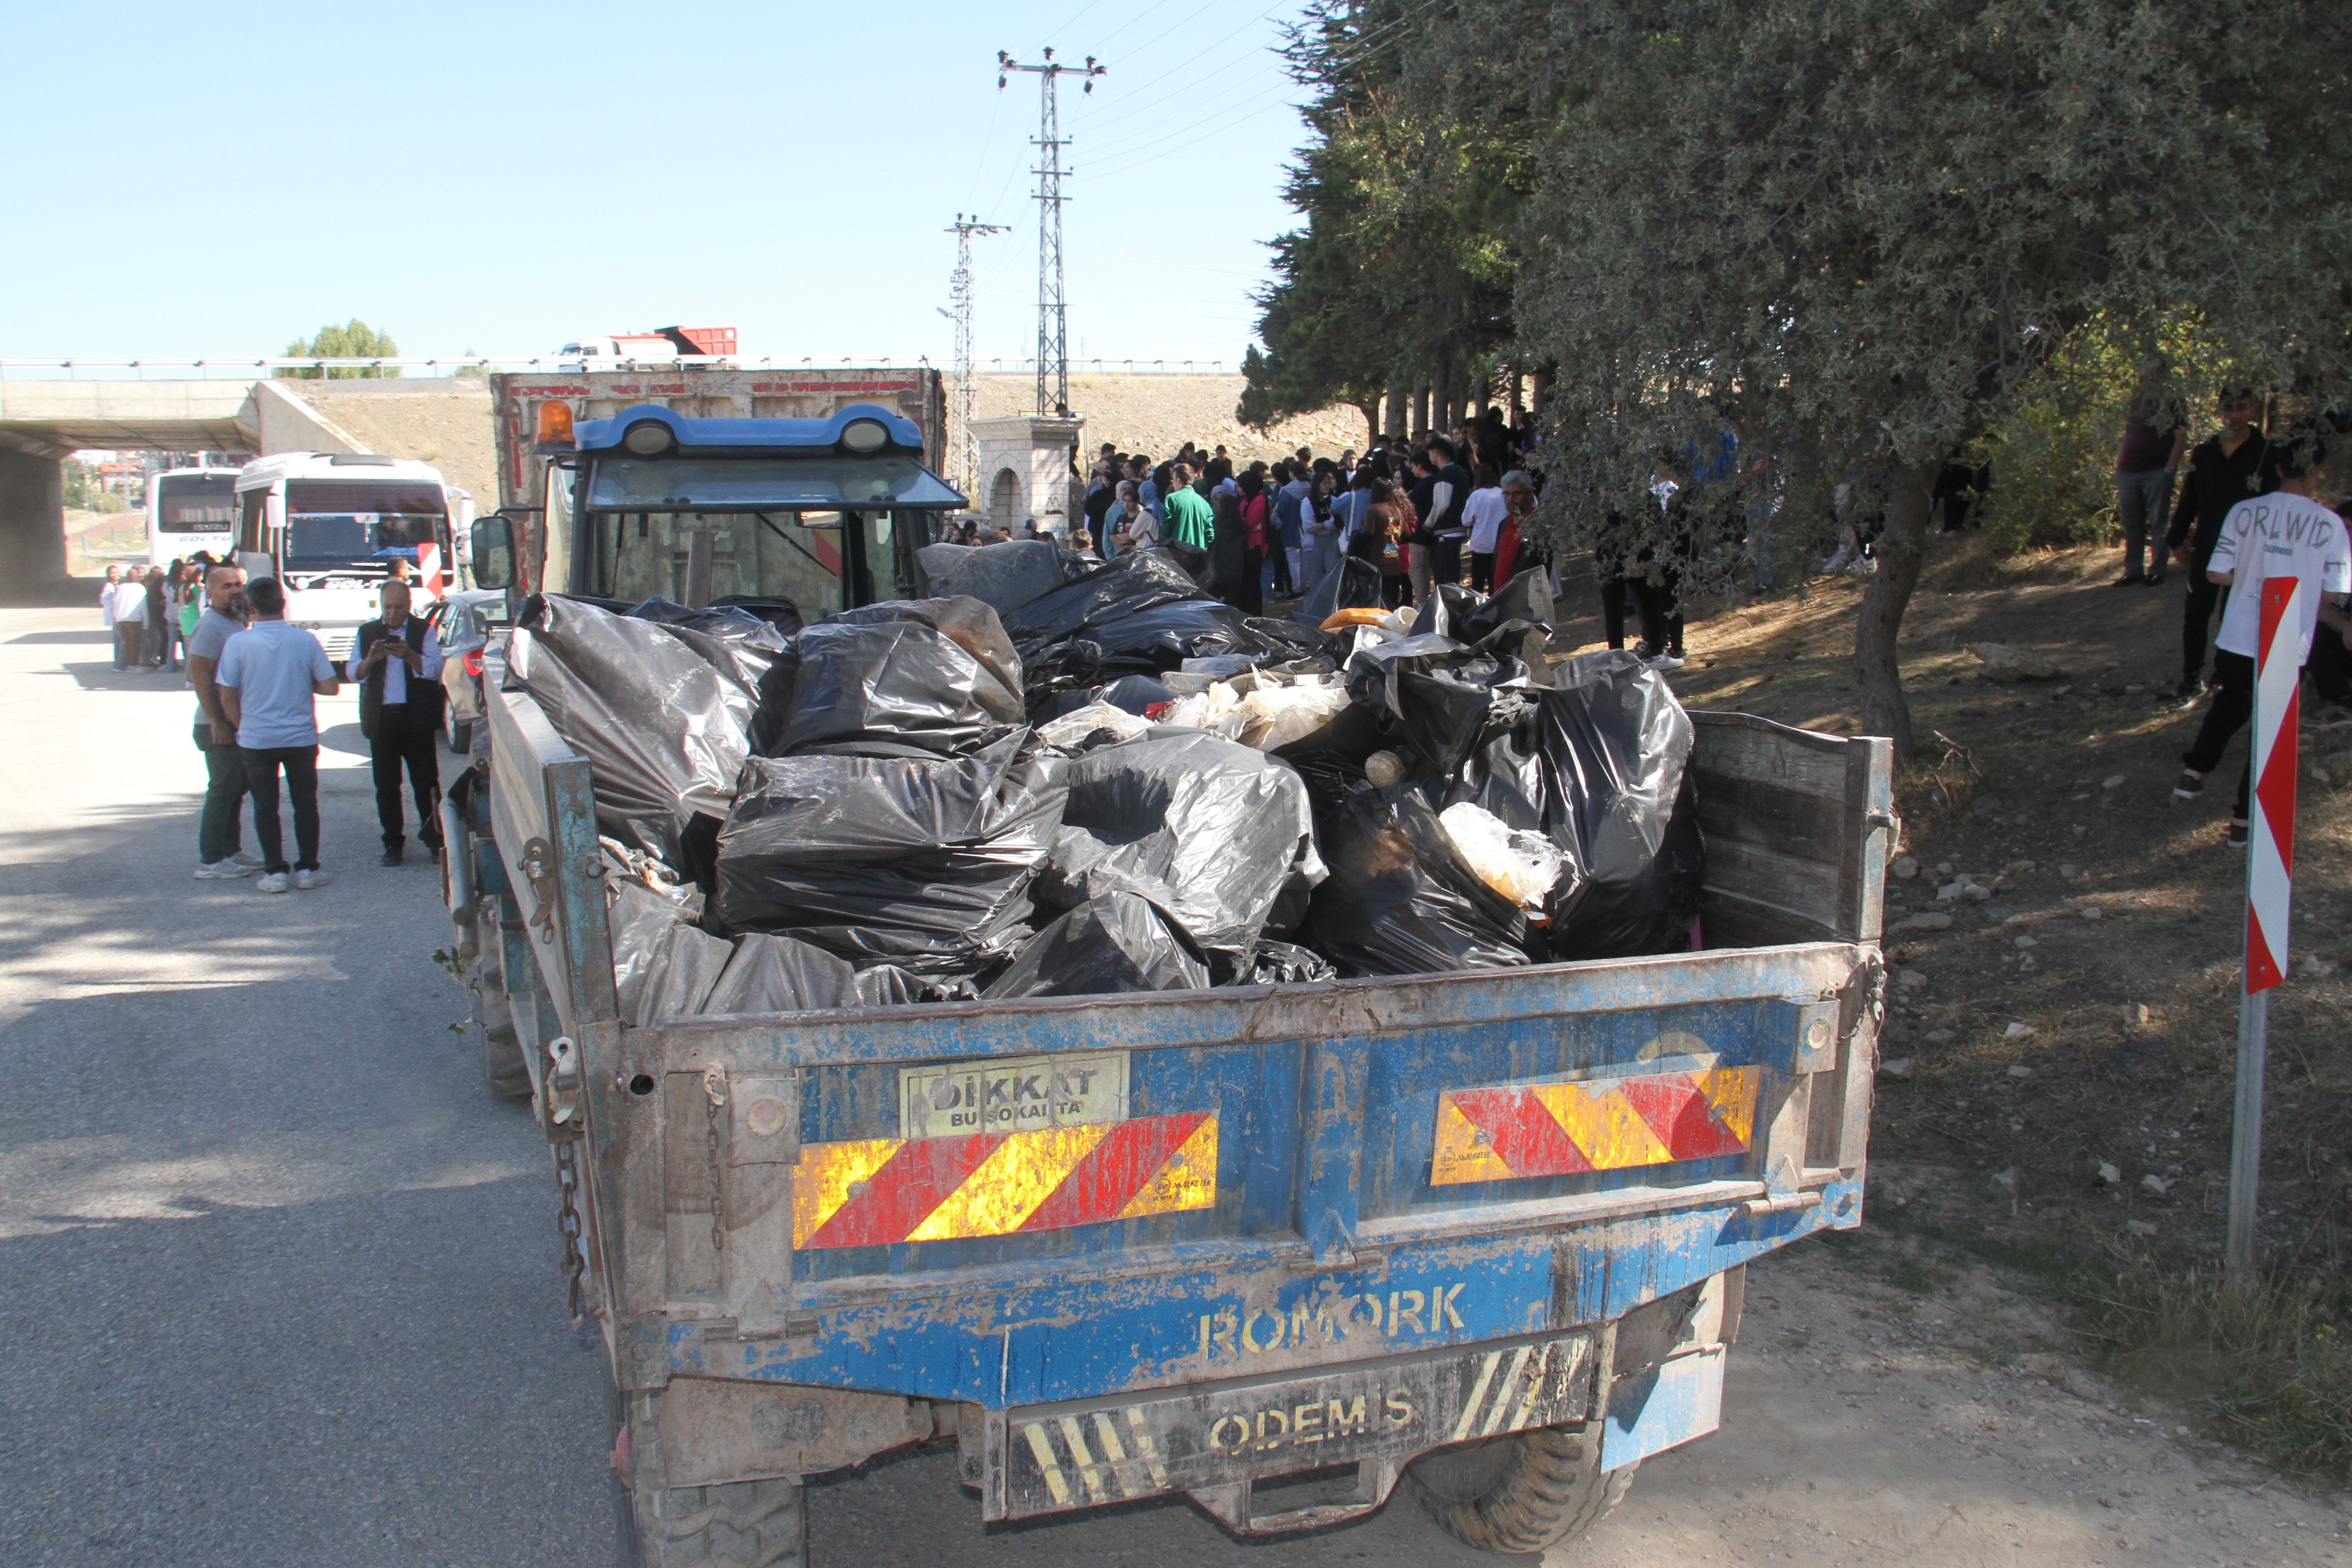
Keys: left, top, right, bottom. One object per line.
{"left": 2, "top": 0, "right": 1313, "bottom": 367}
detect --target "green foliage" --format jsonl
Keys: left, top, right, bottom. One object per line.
{"left": 1978, "top": 314, "right": 2243, "bottom": 553}
{"left": 278, "top": 318, "right": 400, "bottom": 378}
{"left": 1242, "top": 0, "right": 1532, "bottom": 432}
{"left": 62, "top": 461, "right": 128, "bottom": 512}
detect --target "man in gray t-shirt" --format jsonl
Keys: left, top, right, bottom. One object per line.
{"left": 216, "top": 576, "right": 340, "bottom": 889}
{"left": 186, "top": 566, "right": 255, "bottom": 879}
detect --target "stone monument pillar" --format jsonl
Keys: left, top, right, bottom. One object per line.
{"left": 969, "top": 413, "right": 1083, "bottom": 536}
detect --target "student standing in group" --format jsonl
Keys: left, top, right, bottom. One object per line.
{"left": 1234, "top": 470, "right": 1271, "bottom": 615}
{"left": 1162, "top": 463, "right": 1216, "bottom": 551}
{"left": 142, "top": 565, "right": 169, "bottom": 668}
{"left": 215, "top": 577, "right": 340, "bottom": 893}
{"left": 2114, "top": 389, "right": 2187, "bottom": 585}
{"left": 1275, "top": 461, "right": 1311, "bottom": 598}
{"left": 1298, "top": 470, "right": 1343, "bottom": 595}
{"left": 99, "top": 564, "right": 120, "bottom": 657}
{"left": 2166, "top": 387, "right": 2276, "bottom": 702}
{"left": 108, "top": 569, "right": 149, "bottom": 672}
{"left": 1460, "top": 463, "right": 1509, "bottom": 591}
{"left": 2173, "top": 425, "right": 2351, "bottom": 846}
{"left": 350, "top": 579, "right": 446, "bottom": 868}
{"left": 187, "top": 564, "right": 257, "bottom": 880}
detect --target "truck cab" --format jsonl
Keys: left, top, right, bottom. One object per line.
{"left": 469, "top": 401, "right": 965, "bottom": 621}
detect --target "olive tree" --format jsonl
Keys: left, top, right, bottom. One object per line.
{"left": 1448, "top": 0, "right": 2352, "bottom": 755}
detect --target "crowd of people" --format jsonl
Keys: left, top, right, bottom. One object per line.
{"left": 99, "top": 551, "right": 448, "bottom": 893}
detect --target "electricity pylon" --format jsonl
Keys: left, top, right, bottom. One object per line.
{"left": 942, "top": 213, "right": 1007, "bottom": 504}
{"left": 998, "top": 48, "right": 1104, "bottom": 417}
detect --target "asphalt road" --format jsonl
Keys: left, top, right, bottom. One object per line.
{"left": 2, "top": 602, "right": 2340, "bottom": 1568}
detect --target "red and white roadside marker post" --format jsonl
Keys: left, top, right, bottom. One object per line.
{"left": 2227, "top": 577, "right": 2301, "bottom": 1288}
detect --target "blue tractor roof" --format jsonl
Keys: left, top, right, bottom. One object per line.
{"left": 573, "top": 402, "right": 927, "bottom": 456}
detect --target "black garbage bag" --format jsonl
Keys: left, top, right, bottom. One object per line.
{"left": 1296, "top": 555, "right": 1385, "bottom": 627}
{"left": 1344, "top": 634, "right": 1530, "bottom": 778}
{"left": 1037, "top": 730, "right": 1324, "bottom": 977}
{"left": 980, "top": 892, "right": 1210, "bottom": 999}
{"left": 713, "top": 729, "right": 1065, "bottom": 977}
{"left": 1002, "top": 549, "right": 1213, "bottom": 651}
{"left": 508, "top": 595, "right": 748, "bottom": 863}
{"left": 1529, "top": 652, "right": 1705, "bottom": 959}
{"left": 1408, "top": 583, "right": 1486, "bottom": 640}
{"left": 1099, "top": 674, "right": 1176, "bottom": 715}
{"left": 1271, "top": 702, "right": 1389, "bottom": 819}
{"left": 1071, "top": 598, "right": 1283, "bottom": 679}
{"left": 608, "top": 878, "right": 727, "bottom": 1026}
{"left": 758, "top": 597, "right": 1024, "bottom": 759}
{"left": 1459, "top": 568, "right": 1556, "bottom": 642}
{"left": 1300, "top": 783, "right": 1531, "bottom": 977}
{"left": 1247, "top": 940, "right": 1337, "bottom": 985}
{"left": 704, "top": 931, "right": 863, "bottom": 1015}
{"left": 627, "top": 599, "right": 791, "bottom": 738}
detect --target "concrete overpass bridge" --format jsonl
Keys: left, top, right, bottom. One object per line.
{"left": 0, "top": 378, "right": 390, "bottom": 585}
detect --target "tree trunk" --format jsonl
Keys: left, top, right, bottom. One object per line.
{"left": 1532, "top": 365, "right": 1556, "bottom": 416}
{"left": 1412, "top": 379, "right": 1431, "bottom": 438}
{"left": 1354, "top": 401, "right": 1378, "bottom": 449}
{"left": 1386, "top": 378, "right": 1408, "bottom": 440}
{"left": 1507, "top": 367, "right": 1524, "bottom": 422}
{"left": 1855, "top": 459, "right": 1940, "bottom": 758}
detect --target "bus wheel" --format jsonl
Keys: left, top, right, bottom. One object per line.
{"left": 1405, "top": 1424, "right": 1637, "bottom": 1555}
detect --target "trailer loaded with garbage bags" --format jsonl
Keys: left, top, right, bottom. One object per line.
{"left": 442, "top": 537, "right": 1893, "bottom": 1568}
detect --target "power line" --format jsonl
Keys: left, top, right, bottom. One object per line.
{"left": 943, "top": 214, "right": 1009, "bottom": 501}
{"left": 998, "top": 48, "right": 1107, "bottom": 417}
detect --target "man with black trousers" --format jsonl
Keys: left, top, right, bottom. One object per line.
{"left": 348, "top": 580, "right": 446, "bottom": 866}
{"left": 2167, "top": 388, "right": 2276, "bottom": 702}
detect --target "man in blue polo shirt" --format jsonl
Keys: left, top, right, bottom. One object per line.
{"left": 216, "top": 576, "right": 340, "bottom": 892}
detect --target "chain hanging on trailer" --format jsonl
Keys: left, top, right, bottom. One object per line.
{"left": 553, "top": 1133, "right": 588, "bottom": 1326}
{"left": 702, "top": 1064, "right": 729, "bottom": 1254}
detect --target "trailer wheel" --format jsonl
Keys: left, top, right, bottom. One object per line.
{"left": 632, "top": 1478, "right": 806, "bottom": 1568}
{"left": 610, "top": 1380, "right": 807, "bottom": 1568}
{"left": 444, "top": 715, "right": 472, "bottom": 755}
{"left": 476, "top": 929, "right": 532, "bottom": 1101}
{"left": 1404, "top": 1424, "right": 1637, "bottom": 1555}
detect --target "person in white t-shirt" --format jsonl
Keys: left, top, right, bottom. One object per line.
{"left": 2173, "top": 425, "right": 2352, "bottom": 845}
{"left": 1460, "top": 463, "right": 1509, "bottom": 591}
{"left": 108, "top": 572, "right": 150, "bottom": 672}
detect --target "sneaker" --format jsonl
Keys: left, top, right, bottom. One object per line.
{"left": 2112, "top": 573, "right": 2146, "bottom": 587}
{"left": 2172, "top": 769, "right": 2205, "bottom": 800}
{"left": 1650, "top": 651, "right": 1688, "bottom": 671}
{"left": 380, "top": 846, "right": 404, "bottom": 867}
{"left": 2172, "top": 676, "right": 2206, "bottom": 705}
{"left": 294, "top": 868, "right": 329, "bottom": 891}
{"left": 193, "top": 858, "right": 254, "bottom": 880}
{"left": 230, "top": 851, "right": 265, "bottom": 871}
{"left": 2146, "top": 572, "right": 2168, "bottom": 586}
{"left": 255, "top": 871, "right": 291, "bottom": 894}
{"left": 2227, "top": 819, "right": 2249, "bottom": 849}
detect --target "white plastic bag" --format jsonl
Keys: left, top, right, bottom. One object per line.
{"left": 1439, "top": 801, "right": 1567, "bottom": 909}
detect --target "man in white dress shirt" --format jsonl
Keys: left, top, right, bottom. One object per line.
{"left": 348, "top": 581, "right": 447, "bottom": 866}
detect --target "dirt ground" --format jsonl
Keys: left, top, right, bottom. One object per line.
{"left": 1559, "top": 1237, "right": 2352, "bottom": 1567}
{"left": 285, "top": 379, "right": 501, "bottom": 511}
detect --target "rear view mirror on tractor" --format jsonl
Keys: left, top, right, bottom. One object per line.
{"left": 470, "top": 515, "right": 514, "bottom": 589}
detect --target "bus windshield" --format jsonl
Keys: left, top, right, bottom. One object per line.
{"left": 155, "top": 474, "right": 236, "bottom": 532}
{"left": 280, "top": 480, "right": 448, "bottom": 572}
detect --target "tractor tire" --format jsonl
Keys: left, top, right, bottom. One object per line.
{"left": 1404, "top": 1424, "right": 1638, "bottom": 1555}
{"left": 610, "top": 1377, "right": 807, "bottom": 1568}
{"left": 476, "top": 931, "right": 532, "bottom": 1101}
{"left": 632, "top": 1478, "right": 806, "bottom": 1568}
{"left": 444, "top": 717, "right": 472, "bottom": 755}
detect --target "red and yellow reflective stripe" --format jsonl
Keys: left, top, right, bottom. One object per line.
{"left": 794, "top": 1112, "right": 1218, "bottom": 1249}
{"left": 1431, "top": 1066, "right": 1762, "bottom": 1186}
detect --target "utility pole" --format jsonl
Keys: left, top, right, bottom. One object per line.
{"left": 998, "top": 48, "right": 1103, "bottom": 417}
{"left": 941, "top": 213, "right": 1007, "bottom": 504}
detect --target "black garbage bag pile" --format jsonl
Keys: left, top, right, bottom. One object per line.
{"left": 1036, "top": 729, "right": 1326, "bottom": 981}
{"left": 1000, "top": 548, "right": 1309, "bottom": 710}
{"left": 713, "top": 728, "right": 1065, "bottom": 979}
{"left": 626, "top": 599, "right": 792, "bottom": 740}
{"left": 753, "top": 597, "right": 1024, "bottom": 758}
{"left": 556, "top": 558, "right": 1705, "bottom": 1009}
{"left": 609, "top": 875, "right": 948, "bottom": 1024}
{"left": 981, "top": 891, "right": 1210, "bottom": 998}
{"left": 506, "top": 595, "right": 752, "bottom": 863}
{"left": 1296, "top": 556, "right": 1385, "bottom": 627}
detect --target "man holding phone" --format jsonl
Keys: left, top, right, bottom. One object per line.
{"left": 350, "top": 580, "right": 446, "bottom": 867}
